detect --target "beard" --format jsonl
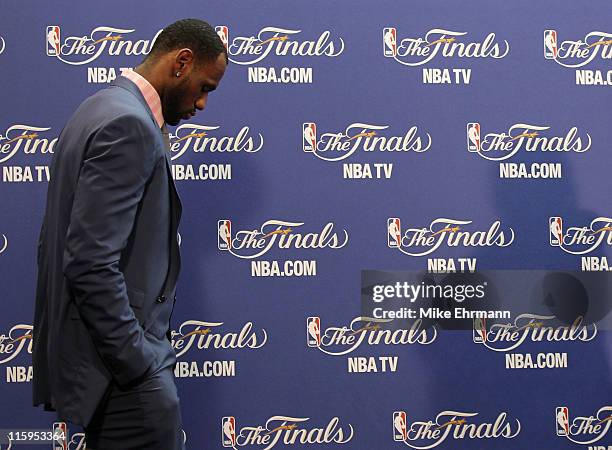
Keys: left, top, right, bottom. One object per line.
{"left": 162, "top": 79, "right": 190, "bottom": 126}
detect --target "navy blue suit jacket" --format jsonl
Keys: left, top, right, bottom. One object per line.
{"left": 33, "top": 76, "right": 182, "bottom": 427}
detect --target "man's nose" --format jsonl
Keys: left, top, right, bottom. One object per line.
{"left": 195, "top": 93, "right": 208, "bottom": 111}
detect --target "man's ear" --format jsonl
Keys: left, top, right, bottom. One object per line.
{"left": 173, "top": 48, "right": 195, "bottom": 76}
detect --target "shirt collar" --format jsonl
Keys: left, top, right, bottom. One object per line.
{"left": 120, "top": 69, "right": 165, "bottom": 129}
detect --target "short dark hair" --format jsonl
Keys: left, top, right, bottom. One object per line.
{"left": 148, "top": 18, "right": 227, "bottom": 63}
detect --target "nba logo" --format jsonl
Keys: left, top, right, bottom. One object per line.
{"left": 303, "top": 123, "right": 317, "bottom": 152}
{"left": 393, "top": 411, "right": 407, "bottom": 441}
{"left": 549, "top": 217, "right": 563, "bottom": 246}
{"left": 383, "top": 27, "right": 397, "bottom": 57}
{"left": 473, "top": 318, "right": 487, "bottom": 343}
{"left": 544, "top": 30, "right": 558, "bottom": 59}
{"left": 218, "top": 220, "right": 232, "bottom": 250}
{"left": 46, "top": 26, "right": 61, "bottom": 56}
{"left": 555, "top": 407, "right": 569, "bottom": 436}
{"left": 216, "top": 26, "right": 229, "bottom": 50}
{"left": 52, "top": 422, "right": 68, "bottom": 450}
{"left": 307, "top": 316, "right": 321, "bottom": 347}
{"left": 222, "top": 416, "right": 236, "bottom": 447}
{"left": 388, "top": 218, "right": 401, "bottom": 248}
{"left": 467, "top": 123, "right": 481, "bottom": 152}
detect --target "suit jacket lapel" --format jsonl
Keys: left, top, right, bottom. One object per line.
{"left": 112, "top": 77, "right": 183, "bottom": 222}
{"left": 161, "top": 124, "right": 182, "bottom": 299}
{"left": 161, "top": 124, "right": 183, "bottom": 221}
{"left": 113, "top": 77, "right": 183, "bottom": 297}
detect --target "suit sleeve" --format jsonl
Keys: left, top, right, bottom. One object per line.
{"left": 62, "top": 114, "right": 160, "bottom": 387}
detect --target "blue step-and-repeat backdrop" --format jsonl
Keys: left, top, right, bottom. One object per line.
{"left": 1, "top": 1, "right": 611, "bottom": 449}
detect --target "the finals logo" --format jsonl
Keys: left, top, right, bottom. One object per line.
{"left": 392, "top": 410, "right": 521, "bottom": 448}
{"left": 215, "top": 25, "right": 344, "bottom": 65}
{"left": 466, "top": 122, "right": 591, "bottom": 161}
{"left": 0, "top": 125, "right": 57, "bottom": 164}
{"left": 383, "top": 28, "right": 510, "bottom": 65}
{"left": 544, "top": 29, "right": 612, "bottom": 68}
{"left": 472, "top": 315, "right": 597, "bottom": 351}
{"left": 555, "top": 406, "right": 612, "bottom": 445}
{"left": 549, "top": 216, "right": 612, "bottom": 255}
{"left": 168, "top": 123, "right": 264, "bottom": 161}
{"left": 217, "top": 219, "right": 349, "bottom": 259}
{"left": 302, "top": 122, "right": 431, "bottom": 161}
{"left": 171, "top": 320, "right": 267, "bottom": 358}
{"left": 221, "top": 415, "right": 353, "bottom": 448}
{"left": 0, "top": 324, "right": 32, "bottom": 365}
{"left": 307, "top": 316, "right": 436, "bottom": 356}
{"left": 45, "top": 25, "right": 160, "bottom": 65}
{"left": 387, "top": 217, "right": 514, "bottom": 257}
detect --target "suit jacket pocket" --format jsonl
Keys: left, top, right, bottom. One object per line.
{"left": 126, "top": 287, "right": 145, "bottom": 309}
{"left": 69, "top": 288, "right": 145, "bottom": 320}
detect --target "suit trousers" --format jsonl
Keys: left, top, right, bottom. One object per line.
{"left": 84, "top": 365, "right": 184, "bottom": 450}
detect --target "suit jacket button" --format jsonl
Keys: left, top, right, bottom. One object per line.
{"left": 156, "top": 295, "right": 166, "bottom": 303}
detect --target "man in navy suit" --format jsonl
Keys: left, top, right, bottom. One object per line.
{"left": 33, "top": 19, "right": 227, "bottom": 449}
